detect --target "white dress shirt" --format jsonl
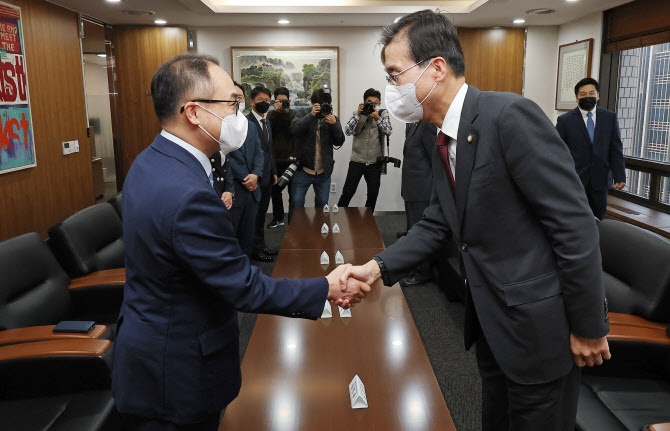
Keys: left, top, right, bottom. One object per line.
{"left": 251, "top": 109, "right": 266, "bottom": 123}
{"left": 439, "top": 83, "right": 469, "bottom": 180}
{"left": 579, "top": 106, "right": 597, "bottom": 128}
{"left": 160, "top": 129, "right": 212, "bottom": 179}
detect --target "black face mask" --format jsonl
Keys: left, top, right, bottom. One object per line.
{"left": 578, "top": 97, "right": 597, "bottom": 111}
{"left": 255, "top": 101, "right": 270, "bottom": 114}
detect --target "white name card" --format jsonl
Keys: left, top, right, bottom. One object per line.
{"left": 332, "top": 204, "right": 339, "bottom": 212}
{"left": 323, "top": 204, "right": 330, "bottom": 213}
{"left": 335, "top": 251, "right": 345, "bottom": 264}
{"left": 332, "top": 223, "right": 340, "bottom": 234}
{"left": 338, "top": 305, "right": 351, "bottom": 318}
{"left": 320, "top": 251, "right": 330, "bottom": 265}
{"left": 349, "top": 375, "right": 368, "bottom": 409}
{"left": 321, "top": 301, "right": 332, "bottom": 318}
{"left": 321, "top": 223, "right": 329, "bottom": 234}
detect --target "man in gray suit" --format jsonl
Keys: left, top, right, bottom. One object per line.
{"left": 344, "top": 10, "right": 610, "bottom": 430}
{"left": 399, "top": 120, "right": 437, "bottom": 286}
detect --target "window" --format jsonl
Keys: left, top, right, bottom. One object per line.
{"left": 622, "top": 169, "right": 651, "bottom": 199}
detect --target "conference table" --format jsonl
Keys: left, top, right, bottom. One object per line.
{"left": 219, "top": 208, "right": 456, "bottom": 431}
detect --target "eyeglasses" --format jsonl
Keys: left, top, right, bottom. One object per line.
{"left": 385, "top": 58, "right": 433, "bottom": 85}
{"left": 180, "top": 99, "right": 240, "bottom": 114}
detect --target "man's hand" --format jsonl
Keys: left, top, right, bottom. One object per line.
{"left": 273, "top": 100, "right": 282, "bottom": 111}
{"left": 615, "top": 182, "right": 625, "bottom": 190}
{"left": 221, "top": 192, "right": 233, "bottom": 210}
{"left": 369, "top": 109, "right": 380, "bottom": 121}
{"left": 311, "top": 104, "right": 321, "bottom": 117}
{"left": 324, "top": 113, "right": 337, "bottom": 125}
{"left": 340, "top": 259, "right": 382, "bottom": 288}
{"left": 242, "top": 174, "right": 258, "bottom": 191}
{"left": 325, "top": 264, "right": 372, "bottom": 309}
{"left": 273, "top": 175, "right": 278, "bottom": 186}
{"left": 570, "top": 333, "right": 611, "bottom": 367}
{"left": 357, "top": 103, "right": 364, "bottom": 116}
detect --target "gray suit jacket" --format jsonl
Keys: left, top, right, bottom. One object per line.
{"left": 378, "top": 86, "right": 609, "bottom": 385}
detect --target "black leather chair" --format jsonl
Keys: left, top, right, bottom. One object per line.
{"left": 0, "top": 232, "right": 120, "bottom": 332}
{"left": 576, "top": 220, "right": 670, "bottom": 431}
{"left": 48, "top": 203, "right": 124, "bottom": 279}
{"left": 0, "top": 338, "right": 119, "bottom": 431}
{"left": 108, "top": 191, "right": 122, "bottom": 219}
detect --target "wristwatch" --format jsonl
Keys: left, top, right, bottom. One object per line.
{"left": 372, "top": 256, "right": 391, "bottom": 286}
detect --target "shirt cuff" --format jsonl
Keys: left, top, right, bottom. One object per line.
{"left": 372, "top": 256, "right": 391, "bottom": 286}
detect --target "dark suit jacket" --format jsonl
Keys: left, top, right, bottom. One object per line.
{"left": 556, "top": 106, "right": 626, "bottom": 191}
{"left": 113, "top": 134, "right": 327, "bottom": 424}
{"left": 292, "top": 109, "right": 345, "bottom": 177}
{"left": 401, "top": 121, "right": 438, "bottom": 202}
{"left": 247, "top": 112, "right": 277, "bottom": 186}
{"left": 210, "top": 151, "right": 234, "bottom": 197}
{"left": 377, "top": 86, "right": 608, "bottom": 385}
{"left": 227, "top": 120, "right": 264, "bottom": 202}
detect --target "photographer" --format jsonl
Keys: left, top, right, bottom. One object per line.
{"left": 290, "top": 88, "right": 345, "bottom": 220}
{"left": 337, "top": 88, "right": 392, "bottom": 211}
{"left": 266, "top": 87, "right": 297, "bottom": 228}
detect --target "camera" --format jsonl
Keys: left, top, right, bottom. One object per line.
{"left": 317, "top": 88, "right": 333, "bottom": 118}
{"left": 361, "top": 100, "right": 376, "bottom": 116}
{"left": 276, "top": 156, "right": 301, "bottom": 190}
{"left": 280, "top": 99, "right": 290, "bottom": 109}
{"left": 376, "top": 156, "right": 402, "bottom": 175}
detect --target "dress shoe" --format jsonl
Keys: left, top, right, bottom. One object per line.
{"left": 396, "top": 231, "right": 407, "bottom": 238}
{"left": 400, "top": 271, "right": 432, "bottom": 287}
{"left": 262, "top": 247, "right": 278, "bottom": 256}
{"left": 252, "top": 251, "right": 274, "bottom": 262}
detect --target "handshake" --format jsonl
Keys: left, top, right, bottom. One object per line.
{"left": 324, "top": 260, "right": 383, "bottom": 309}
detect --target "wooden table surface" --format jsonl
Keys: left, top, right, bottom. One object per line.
{"left": 220, "top": 212, "right": 455, "bottom": 430}
{"left": 280, "top": 207, "right": 386, "bottom": 250}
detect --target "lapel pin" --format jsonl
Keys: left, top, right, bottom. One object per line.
{"left": 467, "top": 134, "right": 473, "bottom": 143}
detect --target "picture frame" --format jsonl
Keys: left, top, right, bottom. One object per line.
{"left": 555, "top": 38, "right": 593, "bottom": 111}
{"left": 231, "top": 46, "right": 340, "bottom": 117}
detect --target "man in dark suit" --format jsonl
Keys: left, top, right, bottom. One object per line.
{"left": 557, "top": 77, "right": 626, "bottom": 219}
{"left": 113, "top": 52, "right": 369, "bottom": 431}
{"left": 247, "top": 86, "right": 278, "bottom": 262}
{"left": 225, "top": 82, "right": 264, "bottom": 258}
{"left": 345, "top": 11, "right": 610, "bottom": 430}
{"left": 399, "top": 120, "right": 437, "bottom": 286}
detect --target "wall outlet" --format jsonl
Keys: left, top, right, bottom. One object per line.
{"left": 62, "top": 140, "right": 79, "bottom": 155}
{"left": 330, "top": 183, "right": 336, "bottom": 193}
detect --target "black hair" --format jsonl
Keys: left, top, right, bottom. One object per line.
{"left": 151, "top": 52, "right": 220, "bottom": 123}
{"left": 233, "top": 80, "right": 245, "bottom": 97}
{"left": 380, "top": 9, "right": 465, "bottom": 77}
{"left": 274, "top": 87, "right": 290, "bottom": 98}
{"left": 574, "top": 78, "right": 600, "bottom": 96}
{"left": 364, "top": 88, "right": 381, "bottom": 101}
{"left": 250, "top": 86, "right": 272, "bottom": 100}
{"left": 310, "top": 88, "right": 331, "bottom": 104}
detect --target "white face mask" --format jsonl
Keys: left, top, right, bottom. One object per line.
{"left": 384, "top": 59, "right": 438, "bottom": 123}
{"left": 196, "top": 103, "right": 248, "bottom": 155}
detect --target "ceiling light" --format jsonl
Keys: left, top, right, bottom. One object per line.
{"left": 154, "top": 19, "right": 167, "bottom": 25}
{"left": 566, "top": 0, "right": 579, "bottom": 2}
{"left": 394, "top": 16, "right": 402, "bottom": 23}
{"left": 106, "top": 0, "right": 121, "bottom": 3}
{"left": 513, "top": 18, "right": 526, "bottom": 24}
{"left": 278, "top": 19, "right": 289, "bottom": 25}
{"left": 97, "top": 54, "right": 106, "bottom": 58}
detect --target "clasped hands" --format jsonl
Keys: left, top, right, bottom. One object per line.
{"left": 325, "top": 260, "right": 382, "bottom": 309}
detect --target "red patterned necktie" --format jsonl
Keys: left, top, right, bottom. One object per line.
{"left": 436, "top": 131, "right": 456, "bottom": 194}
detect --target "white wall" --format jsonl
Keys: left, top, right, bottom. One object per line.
{"left": 194, "top": 26, "right": 407, "bottom": 212}
{"left": 523, "top": 26, "right": 559, "bottom": 120}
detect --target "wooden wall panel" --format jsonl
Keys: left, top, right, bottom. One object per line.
{"left": 0, "top": 0, "right": 92, "bottom": 241}
{"left": 607, "top": 0, "right": 670, "bottom": 43}
{"left": 113, "top": 27, "right": 187, "bottom": 185}
{"left": 457, "top": 27, "right": 525, "bottom": 94}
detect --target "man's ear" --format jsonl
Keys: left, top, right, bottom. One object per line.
{"left": 432, "top": 57, "right": 450, "bottom": 83}
{"left": 183, "top": 103, "right": 201, "bottom": 126}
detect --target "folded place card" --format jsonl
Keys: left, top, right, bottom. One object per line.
{"left": 323, "top": 204, "right": 330, "bottom": 212}
{"left": 320, "top": 251, "right": 330, "bottom": 265}
{"left": 349, "top": 374, "right": 368, "bottom": 409}
{"left": 338, "top": 305, "right": 351, "bottom": 318}
{"left": 335, "top": 251, "right": 345, "bottom": 264}
{"left": 321, "top": 301, "right": 332, "bottom": 318}
{"left": 321, "top": 223, "right": 329, "bottom": 234}
{"left": 332, "top": 204, "right": 339, "bottom": 212}
{"left": 332, "top": 223, "right": 340, "bottom": 234}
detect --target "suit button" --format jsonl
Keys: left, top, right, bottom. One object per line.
{"left": 211, "top": 158, "right": 215, "bottom": 162}
{"left": 461, "top": 243, "right": 468, "bottom": 251}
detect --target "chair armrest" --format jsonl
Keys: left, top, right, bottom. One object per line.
{"left": 0, "top": 339, "right": 111, "bottom": 361}
{"left": 0, "top": 325, "right": 107, "bottom": 347}
{"left": 607, "top": 324, "right": 670, "bottom": 345}
{"left": 649, "top": 424, "right": 670, "bottom": 431}
{"left": 69, "top": 268, "right": 125, "bottom": 289}
{"left": 608, "top": 312, "right": 668, "bottom": 331}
